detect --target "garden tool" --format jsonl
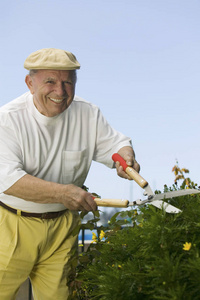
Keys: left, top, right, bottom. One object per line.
{"left": 93, "top": 153, "right": 200, "bottom": 214}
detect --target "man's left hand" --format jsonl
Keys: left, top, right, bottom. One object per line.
{"left": 115, "top": 146, "right": 140, "bottom": 180}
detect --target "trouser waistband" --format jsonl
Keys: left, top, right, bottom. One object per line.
{"left": 0, "top": 201, "right": 67, "bottom": 219}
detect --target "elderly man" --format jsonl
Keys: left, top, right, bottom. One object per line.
{"left": 0, "top": 48, "right": 139, "bottom": 299}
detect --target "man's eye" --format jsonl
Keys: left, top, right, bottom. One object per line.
{"left": 47, "top": 81, "right": 55, "bottom": 84}
{"left": 64, "top": 81, "right": 72, "bottom": 85}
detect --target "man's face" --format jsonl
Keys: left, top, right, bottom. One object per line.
{"left": 25, "top": 70, "right": 76, "bottom": 117}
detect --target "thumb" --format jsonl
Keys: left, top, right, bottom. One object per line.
{"left": 125, "top": 154, "right": 134, "bottom": 167}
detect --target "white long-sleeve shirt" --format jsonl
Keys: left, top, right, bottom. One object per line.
{"left": 0, "top": 92, "right": 131, "bottom": 212}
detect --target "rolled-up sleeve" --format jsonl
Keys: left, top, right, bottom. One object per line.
{"left": 93, "top": 109, "right": 132, "bottom": 168}
{"left": 0, "top": 123, "right": 26, "bottom": 192}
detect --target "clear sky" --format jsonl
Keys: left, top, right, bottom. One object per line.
{"left": 0, "top": 0, "right": 199, "bottom": 206}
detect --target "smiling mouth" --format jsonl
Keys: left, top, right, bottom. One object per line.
{"left": 49, "top": 97, "right": 65, "bottom": 104}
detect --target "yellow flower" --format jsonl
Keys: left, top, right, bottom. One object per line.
{"left": 118, "top": 265, "right": 122, "bottom": 269}
{"left": 183, "top": 242, "right": 192, "bottom": 251}
{"left": 99, "top": 230, "right": 105, "bottom": 240}
{"left": 92, "top": 232, "right": 98, "bottom": 243}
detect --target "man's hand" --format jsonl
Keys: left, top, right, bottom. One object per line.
{"left": 59, "top": 184, "right": 97, "bottom": 211}
{"left": 115, "top": 146, "right": 140, "bottom": 180}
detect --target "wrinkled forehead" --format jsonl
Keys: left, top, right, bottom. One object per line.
{"left": 30, "top": 69, "right": 77, "bottom": 83}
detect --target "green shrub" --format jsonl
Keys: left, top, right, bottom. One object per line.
{"left": 71, "top": 167, "right": 200, "bottom": 299}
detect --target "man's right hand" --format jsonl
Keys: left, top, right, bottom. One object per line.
{"left": 59, "top": 184, "right": 97, "bottom": 211}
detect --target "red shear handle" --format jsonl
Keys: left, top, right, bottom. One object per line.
{"left": 112, "top": 153, "right": 128, "bottom": 171}
{"left": 112, "top": 153, "right": 148, "bottom": 188}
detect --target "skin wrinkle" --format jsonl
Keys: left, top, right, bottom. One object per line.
{"left": 25, "top": 70, "right": 76, "bottom": 117}
{"left": 29, "top": 69, "right": 77, "bottom": 84}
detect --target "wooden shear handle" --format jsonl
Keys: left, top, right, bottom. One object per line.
{"left": 93, "top": 197, "right": 129, "bottom": 208}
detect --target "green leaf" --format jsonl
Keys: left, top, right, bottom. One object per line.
{"left": 93, "top": 210, "right": 100, "bottom": 218}
{"left": 110, "top": 211, "right": 121, "bottom": 223}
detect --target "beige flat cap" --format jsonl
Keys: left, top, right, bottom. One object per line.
{"left": 24, "top": 48, "right": 80, "bottom": 70}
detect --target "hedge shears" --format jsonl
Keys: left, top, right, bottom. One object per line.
{"left": 93, "top": 153, "right": 200, "bottom": 214}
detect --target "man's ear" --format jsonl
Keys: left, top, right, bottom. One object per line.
{"left": 25, "top": 75, "right": 34, "bottom": 94}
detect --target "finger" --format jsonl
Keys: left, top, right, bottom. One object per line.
{"left": 133, "top": 160, "right": 140, "bottom": 173}
{"left": 86, "top": 194, "right": 97, "bottom": 211}
{"left": 79, "top": 194, "right": 97, "bottom": 211}
{"left": 116, "top": 161, "right": 140, "bottom": 181}
{"left": 116, "top": 164, "right": 130, "bottom": 180}
{"left": 125, "top": 154, "right": 134, "bottom": 167}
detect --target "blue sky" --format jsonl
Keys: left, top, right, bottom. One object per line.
{"left": 0, "top": 0, "right": 199, "bottom": 205}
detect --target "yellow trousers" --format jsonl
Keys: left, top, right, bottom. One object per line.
{"left": 0, "top": 206, "right": 80, "bottom": 300}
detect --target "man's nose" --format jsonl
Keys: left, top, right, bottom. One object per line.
{"left": 54, "top": 82, "right": 66, "bottom": 96}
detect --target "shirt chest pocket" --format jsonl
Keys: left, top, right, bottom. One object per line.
{"left": 62, "top": 149, "right": 88, "bottom": 186}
